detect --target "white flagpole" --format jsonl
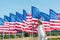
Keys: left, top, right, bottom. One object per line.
{"left": 14, "top": 33, "right": 16, "bottom": 40}
{"left": 21, "top": 26, "right": 24, "bottom": 40}
{"left": 31, "top": 23, "right": 34, "bottom": 40}
{"left": 38, "top": 25, "right": 40, "bottom": 40}
{"left": 9, "top": 31, "right": 10, "bottom": 40}
{"left": 30, "top": 33, "right": 32, "bottom": 40}
{"left": 3, "top": 30, "right": 4, "bottom": 40}
{"left": 31, "top": 30, "right": 34, "bottom": 40}
{"left": 22, "top": 31, "right": 24, "bottom": 40}
{"left": 50, "top": 30, "right": 51, "bottom": 40}
{"left": 9, "top": 28, "right": 10, "bottom": 40}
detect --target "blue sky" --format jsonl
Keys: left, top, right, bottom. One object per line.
{"left": 0, "top": 0, "right": 60, "bottom": 18}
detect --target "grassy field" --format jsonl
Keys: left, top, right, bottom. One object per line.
{"left": 0, "top": 31, "right": 60, "bottom": 40}
{"left": 1, "top": 37, "right": 38, "bottom": 40}
{"left": 0, "top": 35, "right": 60, "bottom": 40}
{"left": 0, "top": 37, "right": 60, "bottom": 40}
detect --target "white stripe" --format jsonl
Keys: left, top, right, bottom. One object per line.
{"left": 26, "top": 19, "right": 32, "bottom": 21}
{"left": 32, "top": 18, "right": 38, "bottom": 20}
{"left": 4, "top": 26, "right": 9, "bottom": 27}
{"left": 42, "top": 21, "right": 49, "bottom": 23}
{"left": 32, "top": 22, "right": 38, "bottom": 24}
{"left": 50, "top": 20, "right": 60, "bottom": 21}
{"left": 0, "top": 28, "right": 9, "bottom": 29}
{"left": 9, "top": 25, "right": 15, "bottom": 26}
{"left": 23, "top": 23, "right": 27, "bottom": 26}
{"left": 9, "top": 22, "right": 15, "bottom": 23}
{"left": 17, "top": 23, "right": 23, "bottom": 24}
{"left": 22, "top": 27, "right": 28, "bottom": 28}
{"left": 0, "top": 30, "right": 4, "bottom": 32}
{"left": 44, "top": 27, "right": 50, "bottom": 28}
{"left": 15, "top": 25, "right": 23, "bottom": 27}
{"left": 43, "top": 24, "right": 50, "bottom": 26}
{"left": 50, "top": 26, "right": 60, "bottom": 27}
{"left": 28, "top": 25, "right": 32, "bottom": 26}
{"left": 3, "top": 31, "right": 17, "bottom": 32}
{"left": 26, "top": 16, "right": 32, "bottom": 18}
{"left": 9, "top": 28, "right": 16, "bottom": 29}
{"left": 27, "top": 22, "right": 32, "bottom": 24}
{"left": 50, "top": 23, "right": 60, "bottom": 24}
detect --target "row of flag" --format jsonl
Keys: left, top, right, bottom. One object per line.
{"left": 0, "top": 6, "right": 60, "bottom": 34}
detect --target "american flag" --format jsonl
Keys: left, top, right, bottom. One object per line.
{"left": 26, "top": 13, "right": 50, "bottom": 34}
{"left": 31, "top": 6, "right": 51, "bottom": 33}
{"left": 40, "top": 12, "right": 50, "bottom": 32}
{"left": 0, "top": 22, "right": 17, "bottom": 34}
{"left": 0, "top": 6, "right": 60, "bottom": 34}
{"left": 50, "top": 9, "right": 60, "bottom": 30}
{"left": 50, "top": 20, "right": 60, "bottom": 30}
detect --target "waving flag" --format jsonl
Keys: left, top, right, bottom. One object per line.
{"left": 22, "top": 9, "right": 30, "bottom": 32}
{"left": 23, "top": 9, "right": 27, "bottom": 21}
{"left": 32, "top": 6, "right": 41, "bottom": 19}
{"left": 22, "top": 9, "right": 27, "bottom": 25}
{"left": 40, "top": 12, "right": 50, "bottom": 32}
{"left": 4, "top": 15, "right": 10, "bottom": 22}
{"left": 16, "top": 12, "right": 23, "bottom": 22}
{"left": 4, "top": 15, "right": 10, "bottom": 27}
{"left": 40, "top": 12, "right": 50, "bottom": 21}
{"left": 9, "top": 13, "right": 16, "bottom": 22}
{"left": 0, "top": 17, "right": 17, "bottom": 34}
{"left": 15, "top": 12, "right": 24, "bottom": 31}
{"left": 50, "top": 9, "right": 58, "bottom": 20}
{"left": 0, "top": 18, "right": 4, "bottom": 26}
{"left": 49, "top": 9, "right": 60, "bottom": 30}
{"left": 31, "top": 6, "right": 41, "bottom": 28}
{"left": 26, "top": 14, "right": 32, "bottom": 29}
{"left": 27, "top": 6, "right": 41, "bottom": 34}
{"left": 3, "top": 14, "right": 17, "bottom": 34}
{"left": 31, "top": 6, "right": 50, "bottom": 32}
{"left": 58, "top": 14, "right": 60, "bottom": 20}
{"left": 8, "top": 13, "right": 16, "bottom": 30}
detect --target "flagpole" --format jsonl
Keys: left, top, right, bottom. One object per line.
{"left": 22, "top": 26, "right": 24, "bottom": 40}
{"left": 9, "top": 30, "right": 10, "bottom": 40}
{"left": 30, "top": 32, "right": 32, "bottom": 40}
{"left": 31, "top": 23, "right": 34, "bottom": 40}
{"left": 14, "top": 33, "right": 16, "bottom": 40}
{"left": 22, "top": 31, "right": 24, "bottom": 40}
{"left": 3, "top": 30, "right": 4, "bottom": 40}
{"left": 50, "top": 29, "right": 51, "bottom": 40}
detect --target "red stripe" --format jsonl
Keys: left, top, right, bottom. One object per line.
{"left": 44, "top": 25, "right": 49, "bottom": 27}
{"left": 32, "top": 20, "right": 38, "bottom": 22}
{"left": 26, "top": 18, "right": 32, "bottom": 19}
{"left": 50, "top": 20, "right": 60, "bottom": 23}
{"left": 50, "top": 24, "right": 60, "bottom": 26}
{"left": 27, "top": 14, "right": 31, "bottom": 16}
{"left": 42, "top": 22, "right": 49, "bottom": 24}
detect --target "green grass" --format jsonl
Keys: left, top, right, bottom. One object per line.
{"left": 48, "top": 38, "right": 60, "bottom": 40}
{"left": 0, "top": 32, "right": 60, "bottom": 40}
